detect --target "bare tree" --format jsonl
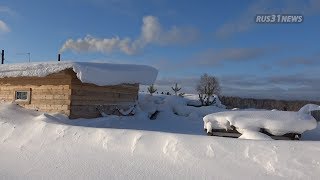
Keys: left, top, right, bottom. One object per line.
{"left": 196, "top": 73, "right": 221, "bottom": 106}
{"left": 171, "top": 83, "right": 182, "bottom": 96}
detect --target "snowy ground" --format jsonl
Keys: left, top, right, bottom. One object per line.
{"left": 0, "top": 94, "right": 320, "bottom": 179}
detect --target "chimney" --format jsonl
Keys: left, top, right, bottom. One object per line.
{"left": 1, "top": 50, "right": 4, "bottom": 64}
{"left": 58, "top": 54, "right": 61, "bottom": 61}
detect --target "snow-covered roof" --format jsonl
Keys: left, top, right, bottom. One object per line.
{"left": 0, "top": 62, "right": 158, "bottom": 86}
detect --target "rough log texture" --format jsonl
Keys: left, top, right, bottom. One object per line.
{"left": 0, "top": 70, "right": 73, "bottom": 116}
{"left": 69, "top": 71, "right": 138, "bottom": 119}
{"left": 0, "top": 69, "right": 139, "bottom": 119}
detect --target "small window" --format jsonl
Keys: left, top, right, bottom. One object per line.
{"left": 16, "top": 91, "right": 28, "bottom": 100}
{"left": 14, "top": 90, "right": 31, "bottom": 104}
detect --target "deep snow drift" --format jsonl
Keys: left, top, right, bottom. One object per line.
{"left": 203, "top": 104, "right": 319, "bottom": 137}
{"left": 0, "top": 62, "right": 158, "bottom": 85}
{"left": 0, "top": 94, "right": 320, "bottom": 179}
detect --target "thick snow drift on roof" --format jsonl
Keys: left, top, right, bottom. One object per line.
{"left": 203, "top": 104, "right": 320, "bottom": 136}
{"left": 0, "top": 62, "right": 158, "bottom": 86}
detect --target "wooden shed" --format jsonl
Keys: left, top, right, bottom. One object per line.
{"left": 0, "top": 62, "right": 158, "bottom": 119}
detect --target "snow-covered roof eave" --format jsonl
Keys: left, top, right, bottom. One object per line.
{"left": 0, "top": 61, "right": 158, "bottom": 86}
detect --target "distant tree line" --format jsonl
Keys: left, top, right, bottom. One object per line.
{"left": 147, "top": 73, "right": 221, "bottom": 106}
{"left": 220, "top": 96, "right": 320, "bottom": 121}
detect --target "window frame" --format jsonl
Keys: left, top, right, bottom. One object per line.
{"left": 13, "top": 88, "right": 31, "bottom": 104}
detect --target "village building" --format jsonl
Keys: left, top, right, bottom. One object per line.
{"left": 0, "top": 62, "right": 158, "bottom": 119}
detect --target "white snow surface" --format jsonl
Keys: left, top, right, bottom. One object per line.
{"left": 204, "top": 104, "right": 319, "bottom": 136}
{"left": 0, "top": 61, "right": 158, "bottom": 85}
{"left": 239, "top": 130, "right": 274, "bottom": 140}
{"left": 0, "top": 94, "right": 320, "bottom": 179}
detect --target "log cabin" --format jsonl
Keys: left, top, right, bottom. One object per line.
{"left": 0, "top": 62, "right": 158, "bottom": 119}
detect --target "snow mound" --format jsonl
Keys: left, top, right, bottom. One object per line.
{"left": 0, "top": 61, "right": 158, "bottom": 86}
{"left": 137, "top": 94, "right": 225, "bottom": 120}
{"left": 203, "top": 104, "right": 319, "bottom": 136}
{"left": 1, "top": 102, "right": 320, "bottom": 179}
{"left": 239, "top": 130, "right": 274, "bottom": 140}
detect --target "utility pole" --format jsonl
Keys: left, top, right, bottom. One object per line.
{"left": 27, "top": 53, "right": 30, "bottom": 62}
{"left": 1, "top": 50, "right": 4, "bottom": 64}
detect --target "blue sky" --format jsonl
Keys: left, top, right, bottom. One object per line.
{"left": 0, "top": 0, "right": 319, "bottom": 101}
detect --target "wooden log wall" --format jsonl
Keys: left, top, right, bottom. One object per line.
{"left": 0, "top": 70, "right": 72, "bottom": 116}
{"left": 0, "top": 69, "right": 140, "bottom": 119}
{"left": 69, "top": 72, "right": 139, "bottom": 118}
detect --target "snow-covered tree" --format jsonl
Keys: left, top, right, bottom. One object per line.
{"left": 196, "top": 73, "right": 221, "bottom": 106}
{"left": 171, "top": 83, "right": 182, "bottom": 96}
{"left": 147, "top": 84, "right": 157, "bottom": 96}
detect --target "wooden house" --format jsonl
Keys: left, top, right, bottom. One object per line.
{"left": 0, "top": 62, "right": 158, "bottom": 119}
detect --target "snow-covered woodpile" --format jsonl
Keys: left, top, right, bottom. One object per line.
{"left": 0, "top": 62, "right": 158, "bottom": 119}
{"left": 203, "top": 104, "right": 320, "bottom": 140}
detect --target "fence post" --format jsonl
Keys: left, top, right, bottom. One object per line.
{"left": 1, "top": 50, "right": 4, "bottom": 64}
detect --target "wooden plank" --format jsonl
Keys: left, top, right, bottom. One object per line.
{"left": 44, "top": 109, "right": 70, "bottom": 116}
{"left": 0, "top": 85, "right": 70, "bottom": 90}
{"left": 209, "top": 131, "right": 241, "bottom": 138}
{"left": 31, "top": 99, "right": 71, "bottom": 105}
{"left": 20, "top": 106, "right": 71, "bottom": 116}
{"left": 53, "top": 94, "right": 71, "bottom": 100}
{"left": 0, "top": 79, "right": 72, "bottom": 85}
{"left": 0, "top": 76, "right": 72, "bottom": 82}
{"left": 71, "top": 84, "right": 139, "bottom": 93}
{"left": 205, "top": 128, "right": 300, "bottom": 140}
{"left": 71, "top": 96, "right": 137, "bottom": 101}
{"left": 72, "top": 105, "right": 109, "bottom": 112}
{"left": 71, "top": 86, "right": 138, "bottom": 95}
{"left": 34, "top": 105, "right": 70, "bottom": 110}
{"left": 31, "top": 90, "right": 72, "bottom": 96}
{"left": 72, "top": 90, "right": 138, "bottom": 98}
{"left": 71, "top": 99, "right": 135, "bottom": 105}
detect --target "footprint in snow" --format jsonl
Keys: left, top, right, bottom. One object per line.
{"left": 131, "top": 134, "right": 143, "bottom": 154}
{"left": 244, "top": 145, "right": 278, "bottom": 174}
{"left": 206, "top": 144, "right": 215, "bottom": 158}
{"left": 163, "top": 139, "right": 179, "bottom": 162}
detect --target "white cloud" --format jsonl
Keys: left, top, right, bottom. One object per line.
{"left": 60, "top": 15, "right": 198, "bottom": 55}
{"left": 0, "top": 6, "right": 16, "bottom": 16}
{"left": 0, "top": 20, "right": 10, "bottom": 33}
